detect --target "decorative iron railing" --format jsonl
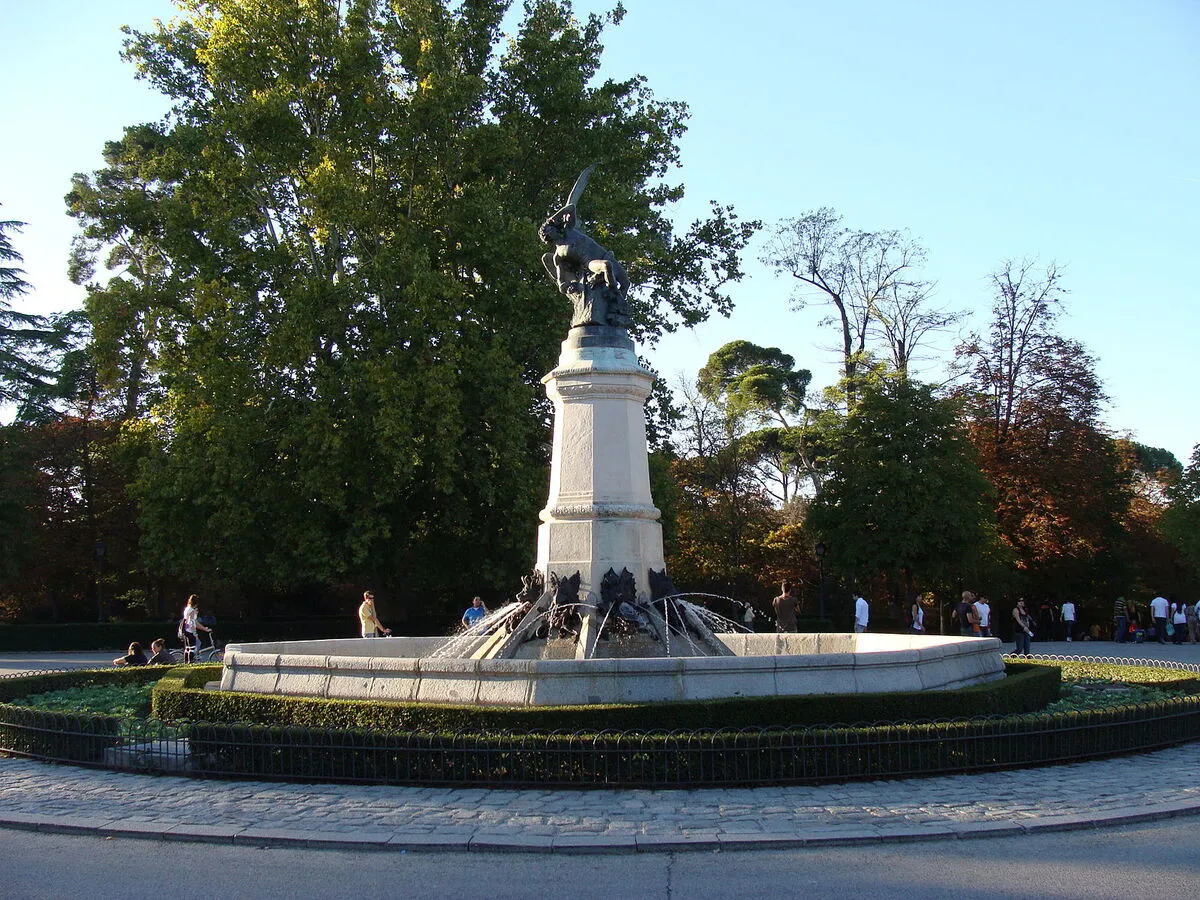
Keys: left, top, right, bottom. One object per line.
{"left": 1, "top": 655, "right": 1197, "bottom": 788}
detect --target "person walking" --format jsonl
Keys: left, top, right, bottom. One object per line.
{"left": 1150, "top": 594, "right": 1170, "bottom": 644}
{"left": 358, "top": 591, "right": 390, "bottom": 638}
{"left": 1060, "top": 600, "right": 1076, "bottom": 642}
{"left": 1012, "top": 599, "right": 1035, "bottom": 656}
{"left": 1187, "top": 600, "right": 1198, "bottom": 645}
{"left": 773, "top": 581, "right": 799, "bottom": 633}
{"left": 854, "top": 594, "right": 869, "bottom": 633}
{"left": 1114, "top": 595, "right": 1128, "bottom": 643}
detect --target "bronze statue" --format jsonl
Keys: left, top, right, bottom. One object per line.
{"left": 539, "top": 165, "right": 632, "bottom": 329}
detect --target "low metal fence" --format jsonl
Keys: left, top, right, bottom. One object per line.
{"left": 2, "top": 655, "right": 1198, "bottom": 788}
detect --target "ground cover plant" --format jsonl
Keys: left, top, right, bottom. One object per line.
{"left": 6, "top": 680, "right": 159, "bottom": 718}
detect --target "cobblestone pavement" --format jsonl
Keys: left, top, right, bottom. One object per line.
{"left": 2, "top": 646, "right": 1199, "bottom": 853}
{"left": 2, "top": 743, "right": 1198, "bottom": 853}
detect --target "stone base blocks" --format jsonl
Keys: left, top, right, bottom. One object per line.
{"left": 535, "top": 326, "right": 665, "bottom": 601}
{"left": 219, "top": 634, "right": 1007, "bottom": 707}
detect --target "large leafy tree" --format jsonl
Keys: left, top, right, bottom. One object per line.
{"left": 806, "top": 376, "right": 1000, "bottom": 604}
{"left": 67, "top": 1, "right": 755, "bottom": 613}
{"left": 955, "top": 260, "right": 1132, "bottom": 601}
{"left": 697, "top": 340, "right": 812, "bottom": 504}
{"left": 1162, "top": 443, "right": 1200, "bottom": 580}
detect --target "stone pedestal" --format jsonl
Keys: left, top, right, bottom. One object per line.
{"left": 535, "top": 326, "right": 666, "bottom": 603}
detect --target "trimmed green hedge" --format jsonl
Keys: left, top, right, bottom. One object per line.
{"left": 181, "top": 698, "right": 1200, "bottom": 786}
{"left": 152, "top": 664, "right": 1059, "bottom": 732}
{"left": 6, "top": 661, "right": 1199, "bottom": 787}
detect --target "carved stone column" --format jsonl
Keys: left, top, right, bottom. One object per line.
{"left": 535, "top": 325, "right": 666, "bottom": 605}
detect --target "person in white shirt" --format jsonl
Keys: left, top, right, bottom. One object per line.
{"left": 975, "top": 597, "right": 992, "bottom": 638}
{"left": 1171, "top": 602, "right": 1188, "bottom": 646}
{"left": 854, "top": 595, "right": 869, "bottom": 633}
{"left": 1060, "top": 600, "right": 1076, "bottom": 642}
{"left": 1149, "top": 595, "right": 1170, "bottom": 644}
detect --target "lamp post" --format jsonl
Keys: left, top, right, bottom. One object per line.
{"left": 814, "top": 541, "right": 827, "bottom": 620}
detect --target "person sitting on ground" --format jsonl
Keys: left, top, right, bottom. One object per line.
{"left": 358, "top": 591, "right": 390, "bottom": 638}
{"left": 146, "top": 638, "right": 173, "bottom": 665}
{"left": 113, "top": 641, "right": 147, "bottom": 667}
{"left": 461, "top": 596, "right": 489, "bottom": 630}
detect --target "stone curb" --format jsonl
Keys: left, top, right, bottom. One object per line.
{"left": 3, "top": 799, "right": 1199, "bottom": 854}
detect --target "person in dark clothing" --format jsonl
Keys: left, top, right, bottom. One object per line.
{"left": 113, "top": 642, "right": 147, "bottom": 666}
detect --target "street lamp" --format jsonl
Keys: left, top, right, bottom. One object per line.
{"left": 814, "top": 541, "right": 827, "bottom": 620}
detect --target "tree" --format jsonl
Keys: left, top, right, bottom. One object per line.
{"left": 955, "top": 260, "right": 1133, "bottom": 600}
{"left": 0, "top": 213, "right": 66, "bottom": 412}
{"left": 1162, "top": 443, "right": 1200, "bottom": 578}
{"left": 697, "top": 340, "right": 812, "bottom": 503}
{"left": 68, "top": 1, "right": 756, "bottom": 612}
{"left": 667, "top": 375, "right": 777, "bottom": 600}
{"left": 806, "top": 376, "right": 1000, "bottom": 604}
{"left": 760, "top": 208, "right": 957, "bottom": 401}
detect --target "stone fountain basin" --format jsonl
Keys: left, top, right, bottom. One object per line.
{"left": 218, "top": 633, "right": 1005, "bottom": 707}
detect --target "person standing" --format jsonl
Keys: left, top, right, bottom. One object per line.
{"left": 1149, "top": 594, "right": 1170, "bottom": 644}
{"left": 1171, "top": 601, "right": 1187, "bottom": 646}
{"left": 909, "top": 596, "right": 925, "bottom": 634}
{"left": 773, "top": 581, "right": 799, "bottom": 633}
{"left": 180, "top": 595, "right": 211, "bottom": 662}
{"left": 461, "top": 596, "right": 489, "bottom": 629}
{"left": 1113, "top": 596, "right": 1128, "bottom": 643}
{"left": 974, "top": 596, "right": 992, "bottom": 638}
{"left": 1187, "top": 600, "right": 1198, "bottom": 645}
{"left": 953, "top": 591, "right": 976, "bottom": 637}
{"left": 1012, "top": 599, "right": 1035, "bottom": 656}
{"left": 854, "top": 594, "right": 869, "bottom": 633}
{"left": 358, "top": 591, "right": 390, "bottom": 638}
{"left": 1060, "top": 600, "right": 1076, "bottom": 642}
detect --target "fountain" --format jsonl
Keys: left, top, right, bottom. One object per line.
{"left": 219, "top": 168, "right": 1005, "bottom": 706}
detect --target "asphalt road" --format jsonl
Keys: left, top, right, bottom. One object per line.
{"left": 1, "top": 817, "right": 1193, "bottom": 900}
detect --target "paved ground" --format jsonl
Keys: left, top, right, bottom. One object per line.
{"left": 1, "top": 642, "right": 1198, "bottom": 855}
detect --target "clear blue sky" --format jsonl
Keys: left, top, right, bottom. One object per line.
{"left": 4, "top": 1, "right": 1197, "bottom": 463}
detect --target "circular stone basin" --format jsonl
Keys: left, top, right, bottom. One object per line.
{"left": 218, "top": 633, "right": 1006, "bottom": 707}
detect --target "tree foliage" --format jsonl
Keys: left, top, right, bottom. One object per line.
{"left": 65, "top": 0, "right": 755, "bottom": 609}
{"left": 760, "top": 207, "right": 959, "bottom": 399}
{"left": 806, "top": 376, "right": 999, "bottom": 596}
{"left": 0, "top": 213, "right": 69, "bottom": 414}
{"left": 1162, "top": 444, "right": 1200, "bottom": 576}
{"left": 955, "top": 260, "right": 1133, "bottom": 600}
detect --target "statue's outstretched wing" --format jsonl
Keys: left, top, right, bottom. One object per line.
{"left": 566, "top": 164, "right": 596, "bottom": 210}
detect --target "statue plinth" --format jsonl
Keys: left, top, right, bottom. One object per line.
{"left": 535, "top": 325, "right": 666, "bottom": 604}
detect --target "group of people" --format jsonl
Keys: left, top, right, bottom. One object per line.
{"left": 112, "top": 593, "right": 215, "bottom": 666}
{"left": 1116, "top": 594, "right": 1200, "bottom": 645}
{"left": 112, "top": 638, "right": 173, "bottom": 666}
{"left": 355, "top": 590, "right": 492, "bottom": 638}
